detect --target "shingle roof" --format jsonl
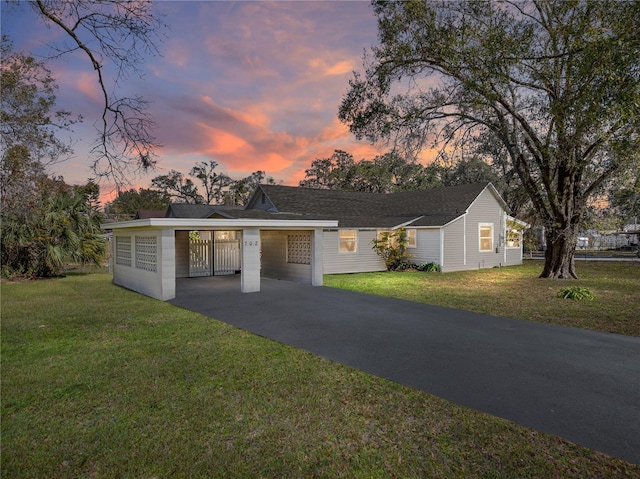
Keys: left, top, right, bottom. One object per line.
{"left": 254, "top": 182, "right": 497, "bottom": 228}
{"left": 165, "top": 183, "right": 504, "bottom": 229}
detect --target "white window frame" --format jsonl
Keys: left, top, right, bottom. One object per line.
{"left": 479, "top": 223, "right": 494, "bottom": 252}
{"left": 406, "top": 228, "right": 417, "bottom": 248}
{"left": 339, "top": 230, "right": 358, "bottom": 253}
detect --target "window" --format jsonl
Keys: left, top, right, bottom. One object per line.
{"left": 339, "top": 230, "right": 357, "bottom": 253}
{"left": 287, "top": 234, "right": 311, "bottom": 264}
{"left": 406, "top": 229, "right": 416, "bottom": 248}
{"left": 506, "top": 229, "right": 521, "bottom": 248}
{"left": 479, "top": 224, "right": 494, "bottom": 252}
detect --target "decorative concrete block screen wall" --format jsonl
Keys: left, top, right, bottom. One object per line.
{"left": 112, "top": 230, "right": 175, "bottom": 301}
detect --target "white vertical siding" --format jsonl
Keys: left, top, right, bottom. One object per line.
{"left": 261, "top": 230, "right": 313, "bottom": 284}
{"left": 322, "top": 230, "right": 386, "bottom": 274}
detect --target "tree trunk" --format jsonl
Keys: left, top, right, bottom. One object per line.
{"left": 540, "top": 227, "right": 579, "bottom": 279}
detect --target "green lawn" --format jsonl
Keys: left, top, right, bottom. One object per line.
{"left": 326, "top": 260, "right": 640, "bottom": 337}
{"left": 2, "top": 272, "right": 639, "bottom": 478}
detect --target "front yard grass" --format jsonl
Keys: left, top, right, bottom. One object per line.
{"left": 2, "top": 273, "right": 639, "bottom": 477}
{"left": 325, "top": 260, "right": 640, "bottom": 337}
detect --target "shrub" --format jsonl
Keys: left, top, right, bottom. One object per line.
{"left": 557, "top": 286, "right": 595, "bottom": 301}
{"left": 372, "top": 228, "right": 410, "bottom": 271}
{"left": 417, "top": 262, "right": 441, "bottom": 272}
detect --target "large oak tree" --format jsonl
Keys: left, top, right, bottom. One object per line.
{"left": 339, "top": 0, "right": 640, "bottom": 278}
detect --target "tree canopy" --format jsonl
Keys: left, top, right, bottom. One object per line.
{"left": 151, "top": 162, "right": 274, "bottom": 207}
{"left": 1, "top": 37, "right": 106, "bottom": 278}
{"left": 339, "top": 0, "right": 640, "bottom": 278}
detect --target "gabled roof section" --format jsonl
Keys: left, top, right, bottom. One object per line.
{"left": 166, "top": 183, "right": 509, "bottom": 229}
{"left": 252, "top": 183, "right": 499, "bottom": 228}
{"left": 251, "top": 184, "right": 384, "bottom": 216}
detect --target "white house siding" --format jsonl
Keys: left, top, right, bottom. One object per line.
{"left": 410, "top": 229, "right": 441, "bottom": 266}
{"left": 442, "top": 217, "right": 466, "bottom": 272}
{"left": 175, "top": 230, "right": 190, "bottom": 278}
{"left": 261, "top": 230, "right": 312, "bottom": 284}
{"left": 322, "top": 230, "right": 386, "bottom": 274}
{"left": 113, "top": 228, "right": 175, "bottom": 301}
{"left": 463, "top": 188, "right": 507, "bottom": 270}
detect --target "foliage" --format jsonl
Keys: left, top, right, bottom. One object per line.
{"left": 3, "top": 274, "right": 638, "bottom": 477}
{"left": 151, "top": 164, "right": 274, "bottom": 206}
{"left": 417, "top": 262, "right": 441, "bottom": 272}
{"left": 300, "top": 149, "right": 438, "bottom": 193}
{"left": 190, "top": 160, "right": 233, "bottom": 204}
{"left": 103, "top": 188, "right": 170, "bottom": 221}
{"left": 27, "top": 0, "right": 167, "bottom": 183}
{"left": 1, "top": 39, "right": 106, "bottom": 278}
{"left": 224, "top": 170, "right": 275, "bottom": 206}
{"left": 339, "top": 0, "right": 640, "bottom": 279}
{"left": 151, "top": 169, "right": 204, "bottom": 204}
{"left": 0, "top": 36, "right": 76, "bottom": 166}
{"left": 371, "top": 228, "right": 411, "bottom": 271}
{"left": 557, "top": 287, "right": 596, "bottom": 302}
{"left": 608, "top": 170, "right": 640, "bottom": 223}
{"left": 1, "top": 180, "right": 107, "bottom": 278}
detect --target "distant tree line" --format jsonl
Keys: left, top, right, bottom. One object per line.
{"left": 299, "top": 149, "right": 529, "bottom": 217}
{"left": 103, "top": 162, "right": 275, "bottom": 221}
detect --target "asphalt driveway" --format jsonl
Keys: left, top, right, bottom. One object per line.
{"left": 169, "top": 275, "right": 640, "bottom": 465}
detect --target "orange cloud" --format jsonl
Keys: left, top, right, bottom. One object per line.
{"left": 325, "top": 60, "right": 354, "bottom": 76}
{"left": 193, "top": 122, "right": 293, "bottom": 173}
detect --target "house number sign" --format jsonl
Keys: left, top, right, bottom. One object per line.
{"left": 244, "top": 240, "right": 259, "bottom": 247}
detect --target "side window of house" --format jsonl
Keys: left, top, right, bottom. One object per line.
{"left": 406, "top": 229, "right": 417, "bottom": 248}
{"left": 339, "top": 230, "right": 357, "bottom": 253}
{"left": 506, "top": 229, "right": 521, "bottom": 248}
{"left": 479, "top": 224, "right": 494, "bottom": 252}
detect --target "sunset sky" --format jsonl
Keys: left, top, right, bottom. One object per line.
{"left": 2, "top": 1, "right": 394, "bottom": 202}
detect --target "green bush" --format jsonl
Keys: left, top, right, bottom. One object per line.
{"left": 557, "top": 286, "right": 595, "bottom": 301}
{"left": 417, "top": 262, "right": 441, "bottom": 272}
{"left": 372, "top": 228, "right": 410, "bottom": 271}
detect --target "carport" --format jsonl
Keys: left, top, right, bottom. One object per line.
{"left": 104, "top": 217, "right": 337, "bottom": 300}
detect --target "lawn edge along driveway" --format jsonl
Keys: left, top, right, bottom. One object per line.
{"left": 170, "top": 276, "right": 640, "bottom": 465}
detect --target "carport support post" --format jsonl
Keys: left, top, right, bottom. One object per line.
{"left": 241, "top": 228, "right": 261, "bottom": 293}
{"left": 311, "top": 228, "right": 323, "bottom": 286}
